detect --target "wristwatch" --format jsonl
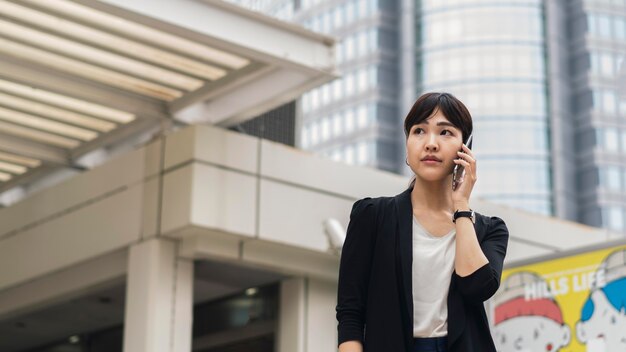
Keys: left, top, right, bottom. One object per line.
{"left": 453, "top": 209, "right": 475, "bottom": 224}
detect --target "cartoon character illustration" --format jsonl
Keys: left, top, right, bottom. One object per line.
{"left": 493, "top": 271, "right": 571, "bottom": 352}
{"left": 576, "top": 249, "right": 626, "bottom": 351}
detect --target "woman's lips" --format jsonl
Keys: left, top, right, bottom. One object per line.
{"left": 422, "top": 159, "right": 441, "bottom": 164}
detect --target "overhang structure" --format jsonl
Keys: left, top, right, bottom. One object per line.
{"left": 0, "top": 0, "right": 335, "bottom": 193}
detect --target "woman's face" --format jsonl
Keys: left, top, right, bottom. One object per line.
{"left": 406, "top": 109, "right": 464, "bottom": 182}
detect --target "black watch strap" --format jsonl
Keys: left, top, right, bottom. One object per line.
{"left": 453, "top": 209, "right": 475, "bottom": 223}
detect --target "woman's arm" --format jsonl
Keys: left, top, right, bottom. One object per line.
{"left": 453, "top": 200, "right": 489, "bottom": 277}
{"left": 453, "top": 212, "right": 509, "bottom": 304}
{"left": 336, "top": 198, "right": 377, "bottom": 348}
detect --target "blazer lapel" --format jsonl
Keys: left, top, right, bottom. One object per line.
{"left": 394, "top": 186, "right": 467, "bottom": 349}
{"left": 393, "top": 187, "right": 414, "bottom": 342}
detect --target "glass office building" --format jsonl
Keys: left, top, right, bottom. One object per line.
{"left": 576, "top": 0, "right": 626, "bottom": 231}
{"left": 231, "top": 0, "right": 626, "bottom": 232}
{"left": 414, "top": 0, "right": 552, "bottom": 215}
{"left": 230, "top": 0, "right": 402, "bottom": 174}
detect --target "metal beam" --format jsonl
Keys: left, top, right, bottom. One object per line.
{"left": 168, "top": 62, "right": 269, "bottom": 114}
{"left": 0, "top": 132, "right": 69, "bottom": 165}
{"left": 83, "top": 0, "right": 335, "bottom": 73}
{"left": 0, "top": 56, "right": 169, "bottom": 121}
{"left": 177, "top": 68, "right": 333, "bottom": 127}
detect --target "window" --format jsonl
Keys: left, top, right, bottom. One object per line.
{"left": 345, "top": 145, "right": 355, "bottom": 164}
{"left": 369, "top": 29, "right": 378, "bottom": 52}
{"left": 358, "top": 69, "right": 368, "bottom": 92}
{"left": 321, "top": 118, "right": 330, "bottom": 141}
{"left": 334, "top": 6, "right": 343, "bottom": 29}
{"left": 346, "top": 109, "right": 355, "bottom": 132}
{"left": 358, "top": 30, "right": 368, "bottom": 55}
{"left": 600, "top": 53, "right": 614, "bottom": 77}
{"left": 588, "top": 14, "right": 597, "bottom": 35}
{"left": 357, "top": 142, "right": 368, "bottom": 164}
{"left": 302, "top": 93, "right": 310, "bottom": 113}
{"left": 605, "top": 206, "right": 624, "bottom": 231}
{"left": 599, "top": 15, "right": 611, "bottom": 37}
{"left": 606, "top": 166, "right": 621, "bottom": 190}
{"left": 346, "top": 36, "right": 355, "bottom": 60}
{"left": 346, "top": 72, "right": 355, "bottom": 95}
{"left": 333, "top": 79, "right": 343, "bottom": 100}
{"left": 368, "top": 0, "right": 377, "bottom": 14}
{"left": 346, "top": 1, "right": 355, "bottom": 23}
{"left": 322, "top": 84, "right": 330, "bottom": 105}
{"left": 369, "top": 66, "right": 377, "bottom": 87}
{"left": 301, "top": 125, "right": 309, "bottom": 148}
{"left": 336, "top": 41, "right": 344, "bottom": 63}
{"left": 311, "top": 89, "right": 319, "bottom": 109}
{"left": 311, "top": 121, "right": 319, "bottom": 145}
{"left": 333, "top": 113, "right": 343, "bottom": 136}
{"left": 604, "top": 90, "right": 617, "bottom": 114}
{"left": 615, "top": 16, "right": 626, "bottom": 40}
{"left": 357, "top": 105, "right": 368, "bottom": 127}
{"left": 606, "top": 128, "right": 619, "bottom": 151}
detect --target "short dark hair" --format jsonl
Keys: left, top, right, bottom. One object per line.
{"left": 404, "top": 92, "right": 473, "bottom": 189}
{"left": 404, "top": 92, "right": 473, "bottom": 142}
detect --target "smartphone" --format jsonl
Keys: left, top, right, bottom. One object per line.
{"left": 452, "top": 133, "right": 473, "bottom": 191}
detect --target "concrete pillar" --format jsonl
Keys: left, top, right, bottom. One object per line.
{"left": 123, "top": 238, "right": 193, "bottom": 352}
{"left": 277, "top": 277, "right": 338, "bottom": 352}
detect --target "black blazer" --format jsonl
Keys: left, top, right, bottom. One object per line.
{"left": 336, "top": 186, "right": 509, "bottom": 352}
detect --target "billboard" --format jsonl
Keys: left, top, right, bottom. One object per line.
{"left": 490, "top": 245, "right": 626, "bottom": 352}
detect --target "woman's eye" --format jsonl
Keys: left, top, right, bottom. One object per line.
{"left": 442, "top": 129, "right": 453, "bottom": 135}
{"left": 414, "top": 128, "right": 423, "bottom": 134}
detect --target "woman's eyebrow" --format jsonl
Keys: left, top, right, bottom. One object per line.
{"left": 416, "top": 121, "right": 457, "bottom": 128}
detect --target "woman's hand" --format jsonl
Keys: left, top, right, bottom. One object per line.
{"left": 338, "top": 341, "right": 363, "bottom": 352}
{"left": 451, "top": 142, "right": 476, "bottom": 208}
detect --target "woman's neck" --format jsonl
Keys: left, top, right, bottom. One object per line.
{"left": 410, "top": 175, "right": 455, "bottom": 213}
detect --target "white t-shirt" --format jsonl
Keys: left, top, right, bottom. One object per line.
{"left": 412, "top": 215, "right": 456, "bottom": 338}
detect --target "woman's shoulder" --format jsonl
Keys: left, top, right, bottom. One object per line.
{"left": 352, "top": 195, "right": 395, "bottom": 210}
{"left": 474, "top": 211, "right": 509, "bottom": 236}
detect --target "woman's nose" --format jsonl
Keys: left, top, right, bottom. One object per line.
{"left": 425, "top": 135, "right": 438, "bottom": 150}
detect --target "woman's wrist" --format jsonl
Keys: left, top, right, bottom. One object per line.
{"left": 453, "top": 200, "right": 470, "bottom": 211}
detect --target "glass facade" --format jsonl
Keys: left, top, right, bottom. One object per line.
{"left": 230, "top": 0, "right": 400, "bottom": 172}
{"left": 232, "top": 0, "right": 626, "bottom": 232}
{"left": 577, "top": 0, "right": 626, "bottom": 231}
{"left": 416, "top": 0, "right": 552, "bottom": 215}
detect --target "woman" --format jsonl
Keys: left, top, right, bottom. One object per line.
{"left": 336, "top": 92, "right": 509, "bottom": 352}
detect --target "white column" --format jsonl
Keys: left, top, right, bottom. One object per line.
{"left": 306, "top": 278, "right": 337, "bottom": 352}
{"left": 123, "top": 238, "right": 193, "bottom": 352}
{"left": 278, "top": 277, "right": 306, "bottom": 352}
{"left": 277, "top": 277, "right": 338, "bottom": 352}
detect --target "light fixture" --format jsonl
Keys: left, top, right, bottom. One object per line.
{"left": 0, "top": 120, "right": 80, "bottom": 148}
{"left": 0, "top": 106, "right": 98, "bottom": 141}
{"left": 245, "top": 287, "right": 258, "bottom": 296}
{"left": 0, "top": 79, "right": 135, "bottom": 124}
{"left": 0, "top": 151, "right": 41, "bottom": 168}
{"left": 24, "top": 0, "right": 250, "bottom": 69}
{"left": 323, "top": 218, "right": 345, "bottom": 254}
{"left": 0, "top": 37, "right": 183, "bottom": 101}
{"left": 0, "top": 1, "right": 227, "bottom": 81}
{"left": 0, "top": 19, "right": 204, "bottom": 91}
{"left": 0, "top": 92, "right": 116, "bottom": 132}
{"left": 0, "top": 161, "right": 27, "bottom": 174}
{"left": 0, "top": 171, "right": 11, "bottom": 182}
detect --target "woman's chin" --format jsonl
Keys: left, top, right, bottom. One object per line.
{"left": 416, "top": 173, "right": 450, "bottom": 183}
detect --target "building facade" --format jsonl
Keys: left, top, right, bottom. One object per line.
{"left": 230, "top": 0, "right": 626, "bottom": 233}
